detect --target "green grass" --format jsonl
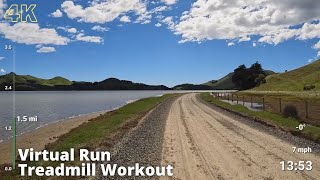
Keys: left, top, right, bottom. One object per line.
{"left": 0, "top": 73, "right": 73, "bottom": 86}
{"left": 51, "top": 94, "right": 177, "bottom": 152}
{"left": 200, "top": 93, "right": 320, "bottom": 142}
{"left": 1, "top": 93, "right": 180, "bottom": 179}
{"left": 203, "top": 73, "right": 236, "bottom": 90}
{"left": 253, "top": 59, "right": 320, "bottom": 91}
{"left": 236, "top": 90, "right": 320, "bottom": 102}
{"left": 202, "top": 70, "right": 274, "bottom": 90}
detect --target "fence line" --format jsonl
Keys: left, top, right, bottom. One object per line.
{"left": 212, "top": 92, "right": 320, "bottom": 126}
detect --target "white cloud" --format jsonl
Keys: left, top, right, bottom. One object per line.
{"left": 228, "top": 42, "right": 235, "bottom": 46}
{"left": 0, "top": 23, "right": 69, "bottom": 45}
{"left": 61, "top": 0, "right": 149, "bottom": 24}
{"left": 239, "top": 36, "right": 251, "bottom": 42}
{"left": 0, "top": 68, "right": 6, "bottom": 73}
{"left": 253, "top": 42, "right": 257, "bottom": 47}
{"left": 313, "top": 40, "right": 320, "bottom": 57}
{"left": 120, "top": 15, "right": 131, "bottom": 23}
{"left": 0, "top": 57, "right": 4, "bottom": 60}
{"left": 57, "top": 26, "right": 78, "bottom": 34}
{"left": 162, "top": 16, "right": 175, "bottom": 30}
{"left": 0, "top": 0, "right": 6, "bottom": 17}
{"left": 50, "top": 9, "right": 63, "bottom": 18}
{"left": 75, "top": 33, "right": 103, "bottom": 44}
{"left": 37, "top": 46, "right": 56, "bottom": 53}
{"left": 174, "top": 0, "right": 320, "bottom": 46}
{"left": 308, "top": 58, "right": 315, "bottom": 63}
{"left": 314, "top": 40, "right": 320, "bottom": 50}
{"left": 155, "top": 23, "right": 162, "bottom": 27}
{"left": 92, "top": 25, "right": 109, "bottom": 32}
{"left": 67, "top": 28, "right": 77, "bottom": 33}
{"left": 150, "top": 6, "right": 168, "bottom": 13}
{"left": 162, "top": 0, "right": 177, "bottom": 5}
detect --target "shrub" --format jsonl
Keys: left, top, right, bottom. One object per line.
{"left": 283, "top": 105, "right": 299, "bottom": 119}
{"left": 303, "top": 84, "right": 315, "bottom": 91}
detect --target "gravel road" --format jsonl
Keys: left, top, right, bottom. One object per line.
{"left": 96, "top": 97, "right": 177, "bottom": 180}
{"left": 161, "top": 93, "right": 320, "bottom": 180}
{"left": 95, "top": 93, "right": 320, "bottom": 180}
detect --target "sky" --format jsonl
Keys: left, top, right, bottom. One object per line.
{"left": 0, "top": 0, "right": 320, "bottom": 87}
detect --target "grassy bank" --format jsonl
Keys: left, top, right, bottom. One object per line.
{"left": 2, "top": 93, "right": 180, "bottom": 179}
{"left": 237, "top": 90, "right": 320, "bottom": 102}
{"left": 200, "top": 93, "right": 320, "bottom": 143}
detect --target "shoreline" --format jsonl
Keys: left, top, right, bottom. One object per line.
{"left": 0, "top": 107, "right": 118, "bottom": 164}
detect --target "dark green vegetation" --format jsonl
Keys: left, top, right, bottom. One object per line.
{"left": 232, "top": 62, "right": 274, "bottom": 90}
{"left": 253, "top": 59, "right": 320, "bottom": 91}
{"left": 173, "top": 83, "right": 213, "bottom": 90}
{"left": 47, "top": 94, "right": 178, "bottom": 159}
{"left": 1, "top": 94, "right": 180, "bottom": 178}
{"left": 200, "top": 93, "right": 320, "bottom": 142}
{"left": 0, "top": 73, "right": 73, "bottom": 87}
{"left": 174, "top": 62, "right": 274, "bottom": 90}
{"left": 0, "top": 73, "right": 169, "bottom": 91}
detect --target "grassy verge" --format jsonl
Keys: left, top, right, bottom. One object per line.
{"left": 1, "top": 93, "right": 180, "bottom": 179}
{"left": 236, "top": 90, "right": 320, "bottom": 102}
{"left": 200, "top": 92, "right": 320, "bottom": 143}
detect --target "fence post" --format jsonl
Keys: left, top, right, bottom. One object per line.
{"left": 243, "top": 96, "right": 245, "bottom": 106}
{"left": 305, "top": 101, "right": 309, "bottom": 119}
{"left": 251, "top": 97, "right": 253, "bottom": 108}
{"left": 279, "top": 98, "right": 282, "bottom": 113}
{"left": 262, "top": 97, "right": 265, "bottom": 111}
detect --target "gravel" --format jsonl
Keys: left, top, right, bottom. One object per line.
{"left": 95, "top": 97, "right": 177, "bottom": 180}
{"left": 197, "top": 94, "right": 320, "bottom": 154}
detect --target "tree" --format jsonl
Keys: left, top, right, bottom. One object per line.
{"left": 232, "top": 62, "right": 266, "bottom": 90}
{"left": 254, "top": 74, "right": 266, "bottom": 85}
{"left": 232, "top": 64, "right": 248, "bottom": 88}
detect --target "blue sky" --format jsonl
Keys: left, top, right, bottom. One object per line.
{"left": 0, "top": 0, "right": 320, "bottom": 87}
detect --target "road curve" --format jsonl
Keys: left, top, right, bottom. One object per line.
{"left": 161, "top": 93, "right": 320, "bottom": 180}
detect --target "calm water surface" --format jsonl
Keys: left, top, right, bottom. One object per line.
{"left": 0, "top": 91, "right": 171, "bottom": 140}
{"left": 0, "top": 90, "right": 226, "bottom": 140}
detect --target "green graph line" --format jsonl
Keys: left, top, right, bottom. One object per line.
{"left": 12, "top": 117, "right": 16, "bottom": 170}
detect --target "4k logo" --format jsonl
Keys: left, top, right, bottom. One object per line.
{"left": 4, "top": 4, "right": 37, "bottom": 23}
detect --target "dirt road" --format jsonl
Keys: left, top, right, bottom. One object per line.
{"left": 161, "top": 93, "right": 320, "bottom": 180}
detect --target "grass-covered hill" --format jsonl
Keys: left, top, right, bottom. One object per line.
{"left": 202, "top": 73, "right": 236, "bottom": 90}
{"left": 202, "top": 70, "right": 274, "bottom": 90}
{"left": 253, "top": 60, "right": 320, "bottom": 91}
{"left": 0, "top": 73, "right": 169, "bottom": 91}
{"left": 0, "top": 73, "right": 73, "bottom": 90}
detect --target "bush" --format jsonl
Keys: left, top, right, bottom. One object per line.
{"left": 303, "top": 84, "right": 315, "bottom": 91}
{"left": 283, "top": 105, "right": 299, "bottom": 119}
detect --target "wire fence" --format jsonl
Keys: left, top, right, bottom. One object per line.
{"left": 213, "top": 92, "right": 320, "bottom": 126}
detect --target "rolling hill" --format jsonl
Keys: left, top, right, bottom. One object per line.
{"left": 172, "top": 84, "right": 212, "bottom": 90}
{"left": 0, "top": 73, "right": 73, "bottom": 90}
{"left": 202, "top": 72, "right": 237, "bottom": 90}
{"left": 202, "top": 70, "right": 275, "bottom": 90}
{"left": 252, "top": 60, "right": 320, "bottom": 91}
{"left": 0, "top": 73, "right": 169, "bottom": 91}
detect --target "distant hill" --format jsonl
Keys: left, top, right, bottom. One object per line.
{"left": 202, "top": 72, "right": 237, "bottom": 90}
{"left": 173, "top": 84, "right": 212, "bottom": 90}
{"left": 252, "top": 60, "right": 320, "bottom": 91}
{"left": 173, "top": 69, "right": 274, "bottom": 90}
{"left": 0, "top": 73, "right": 73, "bottom": 90}
{"left": 202, "top": 70, "right": 275, "bottom": 90}
{"left": 0, "top": 73, "right": 170, "bottom": 91}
